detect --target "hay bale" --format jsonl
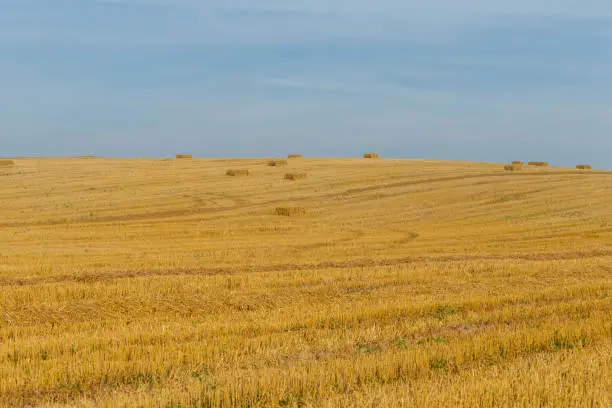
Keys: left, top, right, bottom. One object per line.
{"left": 0, "top": 159, "right": 16, "bottom": 167}
{"left": 267, "top": 159, "right": 288, "bottom": 167}
{"left": 527, "top": 161, "right": 548, "bottom": 167}
{"left": 176, "top": 154, "right": 192, "bottom": 159}
{"left": 284, "top": 173, "right": 307, "bottom": 180}
{"left": 576, "top": 164, "right": 592, "bottom": 170}
{"left": 288, "top": 154, "right": 303, "bottom": 159}
{"left": 512, "top": 161, "right": 524, "bottom": 165}
{"left": 274, "top": 207, "right": 306, "bottom": 217}
{"left": 226, "top": 169, "right": 250, "bottom": 176}
{"left": 504, "top": 164, "right": 522, "bottom": 171}
{"left": 363, "top": 153, "right": 379, "bottom": 158}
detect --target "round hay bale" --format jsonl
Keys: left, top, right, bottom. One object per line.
{"left": 226, "top": 169, "right": 250, "bottom": 176}
{"left": 504, "top": 164, "right": 522, "bottom": 171}
{"left": 0, "top": 159, "right": 16, "bottom": 167}
{"left": 363, "top": 153, "right": 379, "bottom": 158}
{"left": 527, "top": 161, "right": 548, "bottom": 167}
{"left": 284, "top": 173, "right": 307, "bottom": 180}
{"left": 267, "top": 160, "right": 288, "bottom": 167}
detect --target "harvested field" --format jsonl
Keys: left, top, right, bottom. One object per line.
{"left": 0, "top": 158, "right": 610, "bottom": 407}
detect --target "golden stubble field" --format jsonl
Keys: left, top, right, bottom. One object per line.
{"left": 0, "top": 157, "right": 611, "bottom": 407}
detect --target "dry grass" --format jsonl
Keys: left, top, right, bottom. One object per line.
{"left": 512, "top": 161, "right": 524, "bottom": 165}
{"left": 288, "top": 154, "right": 303, "bottom": 159}
{"left": 0, "top": 159, "right": 16, "bottom": 166}
{"left": 528, "top": 161, "right": 549, "bottom": 167}
{"left": 363, "top": 153, "right": 379, "bottom": 158}
{"left": 577, "top": 164, "right": 592, "bottom": 170}
{"left": 284, "top": 172, "right": 307, "bottom": 180}
{"left": 176, "top": 154, "right": 193, "bottom": 159}
{"left": 226, "top": 169, "right": 250, "bottom": 177}
{"left": 268, "top": 159, "right": 288, "bottom": 167}
{"left": 274, "top": 206, "right": 307, "bottom": 216}
{"left": 0, "top": 157, "right": 610, "bottom": 407}
{"left": 504, "top": 164, "right": 523, "bottom": 171}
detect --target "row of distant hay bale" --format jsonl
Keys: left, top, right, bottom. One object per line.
{"left": 176, "top": 153, "right": 380, "bottom": 159}
{"left": 226, "top": 169, "right": 307, "bottom": 181}
{"left": 44, "top": 153, "right": 300, "bottom": 160}
{"left": 504, "top": 161, "right": 548, "bottom": 171}
{"left": 177, "top": 153, "right": 592, "bottom": 171}
{"left": 504, "top": 163, "right": 523, "bottom": 171}
{"left": 72, "top": 153, "right": 594, "bottom": 171}
{"left": 505, "top": 161, "right": 592, "bottom": 171}
{"left": 0, "top": 153, "right": 595, "bottom": 172}
{"left": 177, "top": 154, "right": 302, "bottom": 160}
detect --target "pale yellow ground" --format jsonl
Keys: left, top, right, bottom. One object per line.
{"left": 0, "top": 157, "right": 610, "bottom": 407}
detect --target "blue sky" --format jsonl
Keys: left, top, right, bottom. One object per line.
{"left": 1, "top": 1, "right": 611, "bottom": 167}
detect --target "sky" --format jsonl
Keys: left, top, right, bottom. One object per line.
{"left": 1, "top": 1, "right": 611, "bottom": 167}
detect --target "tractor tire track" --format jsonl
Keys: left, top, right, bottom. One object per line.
{"left": 2, "top": 171, "right": 610, "bottom": 228}
{"left": 2, "top": 248, "right": 610, "bottom": 287}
